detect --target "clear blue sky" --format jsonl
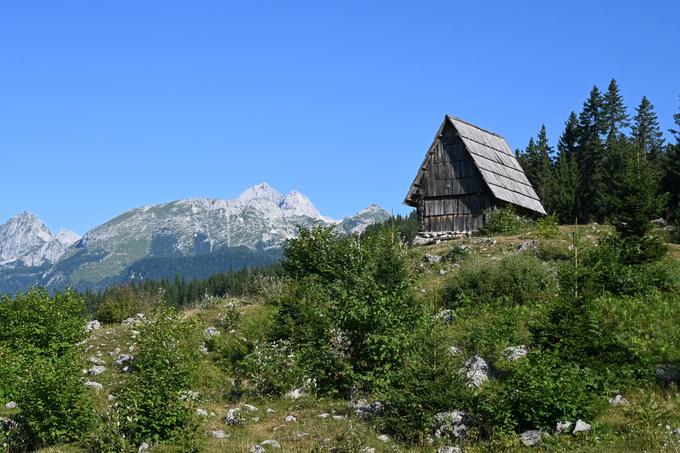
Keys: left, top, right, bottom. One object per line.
{"left": 2, "top": 1, "right": 678, "bottom": 234}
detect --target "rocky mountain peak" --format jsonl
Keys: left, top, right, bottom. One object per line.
{"left": 238, "top": 182, "right": 283, "bottom": 205}
{"left": 280, "top": 190, "right": 320, "bottom": 219}
{"left": 0, "top": 212, "right": 72, "bottom": 266}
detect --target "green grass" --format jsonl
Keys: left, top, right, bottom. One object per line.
{"left": 12, "top": 224, "right": 680, "bottom": 452}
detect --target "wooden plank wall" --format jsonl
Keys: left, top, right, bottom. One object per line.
{"left": 416, "top": 123, "right": 497, "bottom": 232}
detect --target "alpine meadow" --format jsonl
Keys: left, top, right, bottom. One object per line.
{"left": 2, "top": 2, "right": 680, "bottom": 452}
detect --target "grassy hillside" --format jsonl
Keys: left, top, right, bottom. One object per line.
{"left": 2, "top": 223, "right": 680, "bottom": 452}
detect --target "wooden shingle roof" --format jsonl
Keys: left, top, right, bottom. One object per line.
{"left": 404, "top": 115, "right": 546, "bottom": 215}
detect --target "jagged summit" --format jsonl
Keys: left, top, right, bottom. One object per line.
{"left": 56, "top": 229, "right": 81, "bottom": 247}
{"left": 280, "top": 190, "right": 320, "bottom": 219}
{"left": 238, "top": 182, "right": 284, "bottom": 205}
{"left": 0, "top": 211, "right": 74, "bottom": 266}
{"left": 0, "top": 186, "right": 391, "bottom": 294}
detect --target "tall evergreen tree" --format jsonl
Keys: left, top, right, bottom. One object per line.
{"left": 631, "top": 96, "right": 665, "bottom": 162}
{"left": 602, "top": 79, "right": 630, "bottom": 142}
{"left": 607, "top": 139, "right": 668, "bottom": 262}
{"left": 517, "top": 127, "right": 555, "bottom": 213}
{"left": 664, "top": 97, "right": 680, "bottom": 219}
{"left": 533, "top": 125, "right": 556, "bottom": 212}
{"left": 576, "top": 86, "right": 607, "bottom": 222}
{"left": 553, "top": 112, "right": 580, "bottom": 223}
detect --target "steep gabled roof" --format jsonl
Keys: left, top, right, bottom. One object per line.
{"left": 404, "top": 115, "right": 546, "bottom": 215}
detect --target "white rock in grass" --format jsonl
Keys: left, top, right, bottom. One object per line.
{"left": 266, "top": 408, "right": 275, "bottom": 414}
{"left": 520, "top": 430, "right": 542, "bottom": 447}
{"left": 555, "top": 421, "right": 573, "bottom": 434}
{"left": 210, "top": 429, "right": 227, "bottom": 438}
{"left": 204, "top": 327, "right": 221, "bottom": 338}
{"left": 460, "top": 355, "right": 490, "bottom": 388}
{"left": 377, "top": 434, "right": 390, "bottom": 442}
{"left": 332, "top": 415, "right": 346, "bottom": 420}
{"left": 4, "top": 402, "right": 17, "bottom": 410}
{"left": 573, "top": 419, "right": 591, "bottom": 433}
{"left": 88, "top": 366, "right": 106, "bottom": 376}
{"left": 317, "top": 413, "right": 330, "bottom": 418}
{"left": 433, "top": 411, "right": 468, "bottom": 439}
{"left": 113, "top": 354, "right": 133, "bottom": 367}
{"left": 250, "top": 446, "right": 265, "bottom": 453}
{"left": 284, "top": 415, "right": 297, "bottom": 422}
{"left": 260, "top": 439, "right": 281, "bottom": 449}
{"left": 138, "top": 442, "right": 149, "bottom": 452}
{"left": 359, "top": 448, "right": 376, "bottom": 453}
{"left": 437, "top": 447, "right": 462, "bottom": 453}
{"left": 88, "top": 356, "right": 105, "bottom": 365}
{"left": 243, "top": 404, "right": 258, "bottom": 412}
{"left": 226, "top": 408, "right": 243, "bottom": 426}
{"left": 196, "top": 408, "right": 208, "bottom": 417}
{"left": 503, "top": 345, "right": 529, "bottom": 361}
{"left": 84, "top": 381, "right": 103, "bottom": 391}
{"left": 85, "top": 320, "right": 101, "bottom": 332}
{"left": 286, "top": 388, "right": 305, "bottom": 399}
{"left": 608, "top": 394, "right": 629, "bottom": 406}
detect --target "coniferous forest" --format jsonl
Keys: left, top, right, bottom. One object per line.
{"left": 516, "top": 80, "right": 679, "bottom": 225}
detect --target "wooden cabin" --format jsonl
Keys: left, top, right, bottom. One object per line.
{"left": 404, "top": 115, "right": 546, "bottom": 233}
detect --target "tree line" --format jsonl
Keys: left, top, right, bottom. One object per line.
{"left": 517, "top": 80, "right": 680, "bottom": 225}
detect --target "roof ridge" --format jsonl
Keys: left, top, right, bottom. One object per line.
{"left": 446, "top": 114, "right": 507, "bottom": 139}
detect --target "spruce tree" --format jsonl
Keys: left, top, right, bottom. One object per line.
{"left": 554, "top": 112, "right": 580, "bottom": 223}
{"left": 602, "top": 79, "right": 630, "bottom": 142}
{"left": 576, "top": 86, "right": 607, "bottom": 222}
{"left": 607, "top": 138, "right": 668, "bottom": 262}
{"left": 518, "top": 127, "right": 555, "bottom": 213}
{"left": 631, "top": 96, "right": 665, "bottom": 162}
{"left": 533, "top": 125, "right": 556, "bottom": 212}
{"left": 664, "top": 97, "right": 680, "bottom": 219}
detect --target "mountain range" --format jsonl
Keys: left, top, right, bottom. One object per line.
{"left": 0, "top": 183, "right": 390, "bottom": 294}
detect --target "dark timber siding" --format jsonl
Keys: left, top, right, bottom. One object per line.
{"left": 415, "top": 122, "right": 495, "bottom": 232}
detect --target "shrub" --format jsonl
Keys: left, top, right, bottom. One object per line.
{"left": 216, "top": 300, "right": 242, "bottom": 331}
{"left": 536, "top": 214, "right": 560, "bottom": 239}
{"left": 478, "top": 206, "right": 531, "bottom": 235}
{"left": 240, "top": 340, "right": 301, "bottom": 396}
{"left": 116, "top": 307, "right": 202, "bottom": 445}
{"left": 0, "top": 289, "right": 93, "bottom": 450}
{"left": 443, "top": 254, "right": 557, "bottom": 308}
{"left": 0, "top": 288, "right": 85, "bottom": 357}
{"left": 442, "top": 244, "right": 470, "bottom": 263}
{"left": 94, "top": 286, "right": 162, "bottom": 324}
{"left": 448, "top": 302, "right": 535, "bottom": 359}
{"left": 375, "top": 321, "right": 470, "bottom": 444}
{"left": 272, "top": 226, "right": 424, "bottom": 395}
{"left": 14, "top": 351, "right": 95, "bottom": 448}
{"left": 475, "top": 350, "right": 602, "bottom": 432}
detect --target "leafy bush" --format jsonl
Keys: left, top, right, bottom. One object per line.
{"left": 449, "top": 302, "right": 535, "bottom": 359}
{"left": 14, "top": 351, "right": 95, "bottom": 448}
{"left": 240, "top": 340, "right": 301, "bottom": 396}
{"left": 115, "top": 307, "right": 202, "bottom": 446}
{"left": 94, "top": 286, "right": 162, "bottom": 324}
{"left": 0, "top": 288, "right": 85, "bottom": 356}
{"left": 0, "top": 289, "right": 94, "bottom": 449}
{"left": 216, "top": 300, "right": 242, "bottom": 331}
{"left": 478, "top": 206, "right": 531, "bottom": 235}
{"left": 475, "top": 350, "right": 603, "bottom": 432}
{"left": 442, "top": 244, "right": 470, "bottom": 263}
{"left": 561, "top": 233, "right": 679, "bottom": 299}
{"left": 271, "top": 226, "right": 424, "bottom": 395}
{"left": 443, "top": 254, "right": 557, "bottom": 308}
{"left": 536, "top": 214, "right": 560, "bottom": 239}
{"left": 375, "top": 321, "right": 470, "bottom": 443}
